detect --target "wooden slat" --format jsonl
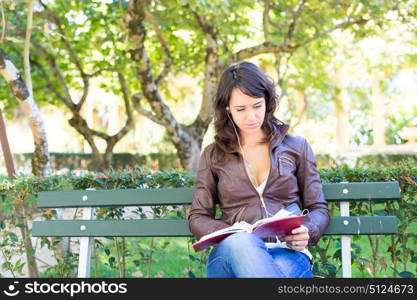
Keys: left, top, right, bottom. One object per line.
{"left": 32, "top": 216, "right": 397, "bottom": 237}
{"left": 323, "top": 182, "right": 400, "bottom": 202}
{"left": 323, "top": 216, "right": 397, "bottom": 235}
{"left": 32, "top": 219, "right": 192, "bottom": 237}
{"left": 37, "top": 187, "right": 193, "bottom": 208}
{"left": 37, "top": 182, "right": 400, "bottom": 208}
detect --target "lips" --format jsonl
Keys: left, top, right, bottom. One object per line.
{"left": 245, "top": 122, "right": 259, "bottom": 128}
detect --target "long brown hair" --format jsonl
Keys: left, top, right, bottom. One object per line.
{"left": 212, "top": 61, "right": 283, "bottom": 163}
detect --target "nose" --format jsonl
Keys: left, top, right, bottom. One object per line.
{"left": 246, "top": 109, "right": 257, "bottom": 122}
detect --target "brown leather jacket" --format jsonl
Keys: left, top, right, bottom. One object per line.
{"left": 188, "top": 123, "right": 330, "bottom": 246}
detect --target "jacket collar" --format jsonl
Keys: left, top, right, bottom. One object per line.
{"left": 270, "top": 122, "right": 289, "bottom": 151}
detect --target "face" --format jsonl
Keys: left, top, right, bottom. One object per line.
{"left": 228, "top": 88, "right": 266, "bottom": 135}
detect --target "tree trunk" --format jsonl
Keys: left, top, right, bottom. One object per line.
{"left": 0, "top": 49, "right": 51, "bottom": 176}
{"left": 173, "top": 125, "right": 206, "bottom": 172}
{"left": 0, "top": 49, "right": 55, "bottom": 277}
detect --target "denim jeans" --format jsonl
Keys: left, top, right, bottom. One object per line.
{"left": 206, "top": 232, "right": 313, "bottom": 278}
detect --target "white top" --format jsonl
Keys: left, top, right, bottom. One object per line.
{"left": 254, "top": 174, "right": 313, "bottom": 262}
{"left": 255, "top": 176, "right": 268, "bottom": 192}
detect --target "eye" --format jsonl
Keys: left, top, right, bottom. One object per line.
{"left": 236, "top": 105, "right": 262, "bottom": 112}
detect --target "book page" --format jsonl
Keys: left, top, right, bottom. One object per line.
{"left": 252, "top": 203, "right": 302, "bottom": 228}
{"left": 198, "top": 223, "right": 250, "bottom": 242}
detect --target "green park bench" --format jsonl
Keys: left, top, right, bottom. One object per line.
{"left": 32, "top": 181, "right": 400, "bottom": 278}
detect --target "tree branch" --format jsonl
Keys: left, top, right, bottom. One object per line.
{"left": 31, "top": 43, "right": 111, "bottom": 142}
{"left": 111, "top": 71, "right": 136, "bottom": 142}
{"left": 284, "top": 0, "right": 308, "bottom": 45}
{"left": 227, "top": 14, "right": 369, "bottom": 65}
{"left": 71, "top": 114, "right": 111, "bottom": 140}
{"left": 263, "top": 0, "right": 271, "bottom": 42}
{"left": 85, "top": 68, "right": 119, "bottom": 78}
{"left": 117, "top": 71, "right": 133, "bottom": 123}
{"left": 0, "top": 49, "right": 29, "bottom": 101}
{"left": 24, "top": 0, "right": 34, "bottom": 96}
{"left": 226, "top": 41, "right": 294, "bottom": 65}
{"left": 126, "top": 0, "right": 181, "bottom": 142}
{"left": 29, "top": 58, "right": 68, "bottom": 103}
{"left": 132, "top": 92, "right": 166, "bottom": 127}
{"left": 31, "top": 41, "right": 76, "bottom": 110}
{"left": 144, "top": 6, "right": 172, "bottom": 85}
{"left": 40, "top": 1, "right": 89, "bottom": 112}
{"left": 190, "top": 6, "right": 220, "bottom": 129}
{"left": 293, "top": 17, "right": 369, "bottom": 49}
{"left": 191, "top": 8, "right": 217, "bottom": 40}
{"left": 0, "top": 0, "right": 6, "bottom": 44}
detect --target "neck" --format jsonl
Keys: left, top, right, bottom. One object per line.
{"left": 240, "top": 129, "right": 266, "bottom": 147}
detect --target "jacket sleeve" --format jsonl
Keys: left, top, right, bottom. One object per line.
{"left": 188, "top": 146, "right": 230, "bottom": 240}
{"left": 296, "top": 138, "right": 330, "bottom": 246}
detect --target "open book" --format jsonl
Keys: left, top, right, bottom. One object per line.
{"left": 192, "top": 203, "right": 307, "bottom": 252}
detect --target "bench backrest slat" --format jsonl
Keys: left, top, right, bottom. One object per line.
{"left": 322, "top": 216, "right": 397, "bottom": 235}
{"left": 37, "top": 182, "right": 400, "bottom": 208}
{"left": 31, "top": 216, "right": 397, "bottom": 237}
{"left": 38, "top": 187, "right": 193, "bottom": 208}
{"left": 323, "top": 182, "right": 400, "bottom": 202}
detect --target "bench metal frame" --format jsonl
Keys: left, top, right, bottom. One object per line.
{"left": 32, "top": 182, "right": 400, "bottom": 278}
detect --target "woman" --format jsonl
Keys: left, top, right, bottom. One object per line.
{"left": 188, "top": 61, "right": 329, "bottom": 278}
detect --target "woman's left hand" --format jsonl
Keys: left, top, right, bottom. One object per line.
{"left": 283, "top": 225, "right": 309, "bottom": 251}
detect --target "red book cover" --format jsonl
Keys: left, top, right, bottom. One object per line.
{"left": 192, "top": 215, "right": 304, "bottom": 252}
{"left": 252, "top": 215, "right": 304, "bottom": 239}
{"left": 192, "top": 229, "right": 242, "bottom": 252}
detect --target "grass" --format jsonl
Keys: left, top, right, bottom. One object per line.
{"left": 90, "top": 237, "right": 210, "bottom": 278}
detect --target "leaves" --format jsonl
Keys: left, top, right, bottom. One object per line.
{"left": 7, "top": 232, "right": 18, "bottom": 242}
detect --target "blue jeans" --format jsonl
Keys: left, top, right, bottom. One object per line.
{"left": 206, "top": 232, "right": 313, "bottom": 278}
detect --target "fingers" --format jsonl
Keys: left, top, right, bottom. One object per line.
{"left": 283, "top": 236, "right": 309, "bottom": 250}
{"left": 283, "top": 225, "right": 310, "bottom": 250}
{"left": 283, "top": 233, "right": 309, "bottom": 243}
{"left": 286, "top": 239, "right": 308, "bottom": 250}
{"left": 284, "top": 233, "right": 309, "bottom": 249}
{"left": 291, "top": 225, "right": 308, "bottom": 235}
